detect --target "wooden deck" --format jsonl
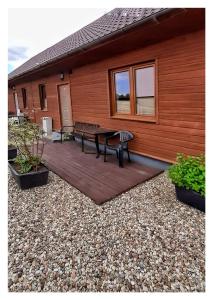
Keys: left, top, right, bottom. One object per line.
{"left": 43, "top": 141, "right": 163, "bottom": 205}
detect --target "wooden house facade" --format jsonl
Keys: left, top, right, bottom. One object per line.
{"left": 8, "top": 8, "right": 205, "bottom": 163}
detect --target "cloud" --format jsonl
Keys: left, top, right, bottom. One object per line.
{"left": 8, "top": 9, "right": 107, "bottom": 73}
{"left": 8, "top": 46, "right": 28, "bottom": 61}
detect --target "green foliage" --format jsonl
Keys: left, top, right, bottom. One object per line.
{"left": 63, "top": 132, "right": 72, "bottom": 141}
{"left": 14, "top": 155, "right": 33, "bottom": 174}
{"left": 8, "top": 121, "right": 45, "bottom": 174}
{"left": 14, "top": 155, "right": 41, "bottom": 174}
{"left": 168, "top": 153, "right": 205, "bottom": 197}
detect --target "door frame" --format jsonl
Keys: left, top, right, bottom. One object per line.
{"left": 57, "top": 83, "right": 73, "bottom": 129}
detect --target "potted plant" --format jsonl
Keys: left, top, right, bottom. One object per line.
{"left": 168, "top": 153, "right": 205, "bottom": 212}
{"left": 8, "top": 121, "right": 49, "bottom": 189}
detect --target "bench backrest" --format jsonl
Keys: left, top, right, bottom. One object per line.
{"left": 74, "top": 122, "right": 100, "bottom": 132}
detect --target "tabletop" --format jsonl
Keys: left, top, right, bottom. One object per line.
{"left": 76, "top": 127, "right": 116, "bottom": 136}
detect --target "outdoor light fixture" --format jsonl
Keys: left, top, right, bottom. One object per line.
{"left": 60, "top": 72, "right": 64, "bottom": 80}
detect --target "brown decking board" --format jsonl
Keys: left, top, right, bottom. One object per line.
{"left": 43, "top": 141, "right": 163, "bottom": 204}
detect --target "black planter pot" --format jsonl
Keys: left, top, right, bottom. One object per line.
{"left": 8, "top": 161, "right": 49, "bottom": 190}
{"left": 175, "top": 186, "right": 205, "bottom": 212}
{"left": 8, "top": 147, "right": 17, "bottom": 160}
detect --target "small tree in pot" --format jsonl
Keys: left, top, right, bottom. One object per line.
{"left": 168, "top": 153, "right": 205, "bottom": 212}
{"left": 8, "top": 121, "right": 49, "bottom": 189}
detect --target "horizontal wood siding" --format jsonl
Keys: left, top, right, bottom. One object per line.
{"left": 8, "top": 29, "right": 205, "bottom": 163}
{"left": 8, "top": 92, "right": 16, "bottom": 114}
{"left": 70, "top": 30, "right": 205, "bottom": 162}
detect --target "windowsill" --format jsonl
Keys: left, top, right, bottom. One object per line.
{"left": 41, "top": 108, "right": 48, "bottom": 112}
{"left": 110, "top": 114, "right": 157, "bottom": 123}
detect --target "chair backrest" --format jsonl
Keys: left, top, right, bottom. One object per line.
{"left": 118, "top": 131, "right": 134, "bottom": 142}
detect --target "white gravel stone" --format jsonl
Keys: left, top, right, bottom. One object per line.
{"left": 8, "top": 170, "right": 205, "bottom": 292}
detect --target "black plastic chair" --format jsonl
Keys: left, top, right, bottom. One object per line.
{"left": 104, "top": 131, "right": 134, "bottom": 167}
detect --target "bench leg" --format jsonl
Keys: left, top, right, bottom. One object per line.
{"left": 81, "top": 135, "right": 84, "bottom": 152}
{"left": 95, "top": 135, "right": 100, "bottom": 158}
{"left": 104, "top": 145, "right": 107, "bottom": 162}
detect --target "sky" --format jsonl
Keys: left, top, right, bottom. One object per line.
{"left": 8, "top": 8, "right": 109, "bottom": 73}
{"left": 115, "top": 71, "right": 130, "bottom": 95}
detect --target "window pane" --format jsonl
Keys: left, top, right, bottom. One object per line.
{"left": 136, "top": 67, "right": 154, "bottom": 97}
{"left": 114, "top": 71, "right": 130, "bottom": 113}
{"left": 135, "top": 66, "right": 155, "bottom": 115}
{"left": 136, "top": 97, "right": 155, "bottom": 115}
{"left": 22, "top": 88, "right": 27, "bottom": 108}
{"left": 39, "top": 84, "right": 47, "bottom": 110}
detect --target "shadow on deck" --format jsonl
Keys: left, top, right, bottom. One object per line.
{"left": 43, "top": 141, "right": 163, "bottom": 205}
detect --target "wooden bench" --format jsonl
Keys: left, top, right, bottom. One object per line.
{"left": 60, "top": 122, "right": 100, "bottom": 152}
{"left": 73, "top": 122, "right": 100, "bottom": 152}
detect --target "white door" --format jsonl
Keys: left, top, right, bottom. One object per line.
{"left": 58, "top": 84, "right": 73, "bottom": 129}
{"left": 13, "top": 92, "right": 19, "bottom": 115}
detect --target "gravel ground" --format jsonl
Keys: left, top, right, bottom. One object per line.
{"left": 8, "top": 171, "right": 205, "bottom": 292}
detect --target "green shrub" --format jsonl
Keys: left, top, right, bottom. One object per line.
{"left": 14, "top": 154, "right": 41, "bottom": 174}
{"left": 8, "top": 121, "right": 45, "bottom": 174}
{"left": 168, "top": 153, "right": 205, "bottom": 197}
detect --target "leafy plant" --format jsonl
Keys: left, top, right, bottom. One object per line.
{"left": 14, "top": 155, "right": 33, "bottom": 174}
{"left": 8, "top": 120, "right": 45, "bottom": 173}
{"left": 168, "top": 153, "right": 205, "bottom": 197}
{"left": 63, "top": 132, "right": 72, "bottom": 141}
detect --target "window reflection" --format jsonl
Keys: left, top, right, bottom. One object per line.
{"left": 115, "top": 71, "right": 130, "bottom": 113}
